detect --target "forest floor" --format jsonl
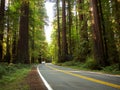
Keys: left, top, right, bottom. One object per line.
{"left": 25, "top": 67, "right": 47, "bottom": 90}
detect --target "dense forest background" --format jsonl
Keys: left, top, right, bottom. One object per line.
{"left": 50, "top": 0, "right": 120, "bottom": 70}
{"left": 0, "top": 0, "right": 48, "bottom": 64}
{"left": 0, "top": 0, "right": 120, "bottom": 71}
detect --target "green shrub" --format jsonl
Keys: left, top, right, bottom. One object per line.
{"left": 0, "top": 65, "right": 8, "bottom": 78}
{"left": 62, "top": 61, "right": 76, "bottom": 66}
{"left": 0, "top": 63, "right": 31, "bottom": 79}
{"left": 0, "top": 63, "right": 31, "bottom": 90}
{"left": 83, "top": 57, "right": 101, "bottom": 70}
{"left": 102, "top": 64, "right": 120, "bottom": 74}
{"left": 62, "top": 61, "right": 82, "bottom": 66}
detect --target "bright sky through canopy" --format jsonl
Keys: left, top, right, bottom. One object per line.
{"left": 44, "top": 1, "right": 55, "bottom": 43}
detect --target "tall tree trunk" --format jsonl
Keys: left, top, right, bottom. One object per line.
{"left": 68, "top": 0, "right": 72, "bottom": 55}
{"left": 61, "top": 0, "right": 68, "bottom": 62}
{"left": 31, "top": 27, "right": 35, "bottom": 63}
{"left": 12, "top": 31, "right": 17, "bottom": 63}
{"left": 5, "top": 1, "right": 11, "bottom": 63}
{"left": 0, "top": 0, "right": 5, "bottom": 61}
{"left": 17, "top": 1, "right": 30, "bottom": 64}
{"left": 97, "top": 0, "right": 109, "bottom": 66}
{"left": 90, "top": 0, "right": 106, "bottom": 67}
{"left": 57, "top": 0, "right": 61, "bottom": 62}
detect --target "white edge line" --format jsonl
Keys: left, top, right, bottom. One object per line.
{"left": 37, "top": 65, "right": 53, "bottom": 90}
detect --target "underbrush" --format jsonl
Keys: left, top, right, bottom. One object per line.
{"left": 0, "top": 63, "right": 31, "bottom": 90}
{"left": 61, "top": 61, "right": 90, "bottom": 70}
{"left": 102, "top": 64, "right": 120, "bottom": 74}
{"left": 60, "top": 60, "right": 120, "bottom": 75}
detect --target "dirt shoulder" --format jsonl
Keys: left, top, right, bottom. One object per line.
{"left": 25, "top": 67, "right": 47, "bottom": 90}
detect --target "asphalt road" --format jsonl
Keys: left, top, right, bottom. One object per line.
{"left": 38, "top": 63, "right": 120, "bottom": 90}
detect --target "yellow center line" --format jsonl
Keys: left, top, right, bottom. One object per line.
{"left": 46, "top": 64, "right": 120, "bottom": 89}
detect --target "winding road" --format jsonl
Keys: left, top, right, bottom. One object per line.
{"left": 37, "top": 63, "right": 120, "bottom": 90}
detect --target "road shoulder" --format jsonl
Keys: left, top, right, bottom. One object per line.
{"left": 25, "top": 67, "right": 47, "bottom": 90}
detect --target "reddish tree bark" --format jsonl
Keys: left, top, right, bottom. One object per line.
{"left": 67, "top": 0, "right": 72, "bottom": 55}
{"left": 57, "top": 0, "right": 61, "bottom": 62}
{"left": 90, "top": 0, "right": 106, "bottom": 67}
{"left": 61, "top": 0, "right": 68, "bottom": 62}
{"left": 17, "top": 1, "right": 30, "bottom": 64}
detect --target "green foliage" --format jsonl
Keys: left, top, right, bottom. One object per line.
{"left": 62, "top": 61, "right": 81, "bottom": 66}
{"left": 49, "top": 43, "right": 58, "bottom": 64}
{"left": 61, "top": 57, "right": 99, "bottom": 70}
{"left": 0, "top": 64, "right": 7, "bottom": 78}
{"left": 0, "top": 63, "right": 30, "bottom": 79}
{"left": 60, "top": 61, "right": 88, "bottom": 71}
{"left": 82, "top": 57, "right": 101, "bottom": 70}
{"left": 61, "top": 60, "right": 120, "bottom": 74}
{"left": 0, "top": 63, "right": 31, "bottom": 90}
{"left": 73, "top": 40, "right": 89, "bottom": 62}
{"left": 102, "top": 64, "right": 120, "bottom": 74}
{"left": 29, "top": 0, "right": 47, "bottom": 63}
{"left": 49, "top": 28, "right": 59, "bottom": 63}
{"left": 1, "top": 0, "right": 47, "bottom": 63}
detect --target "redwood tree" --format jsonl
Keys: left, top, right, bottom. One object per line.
{"left": 61, "top": 0, "right": 68, "bottom": 62}
{"left": 67, "top": 0, "right": 72, "bottom": 55}
{"left": 90, "top": 0, "right": 107, "bottom": 67}
{"left": 0, "top": 0, "right": 5, "bottom": 61}
{"left": 17, "top": 1, "right": 30, "bottom": 64}
{"left": 56, "top": 0, "right": 61, "bottom": 62}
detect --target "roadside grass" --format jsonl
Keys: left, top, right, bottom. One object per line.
{"left": 101, "top": 64, "right": 120, "bottom": 75}
{"left": 0, "top": 63, "right": 31, "bottom": 90}
{"left": 58, "top": 61, "right": 120, "bottom": 75}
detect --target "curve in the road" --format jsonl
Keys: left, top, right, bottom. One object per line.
{"left": 37, "top": 66, "right": 53, "bottom": 90}
{"left": 46, "top": 64, "right": 120, "bottom": 89}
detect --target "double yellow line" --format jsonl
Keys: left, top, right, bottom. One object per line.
{"left": 46, "top": 64, "right": 120, "bottom": 89}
